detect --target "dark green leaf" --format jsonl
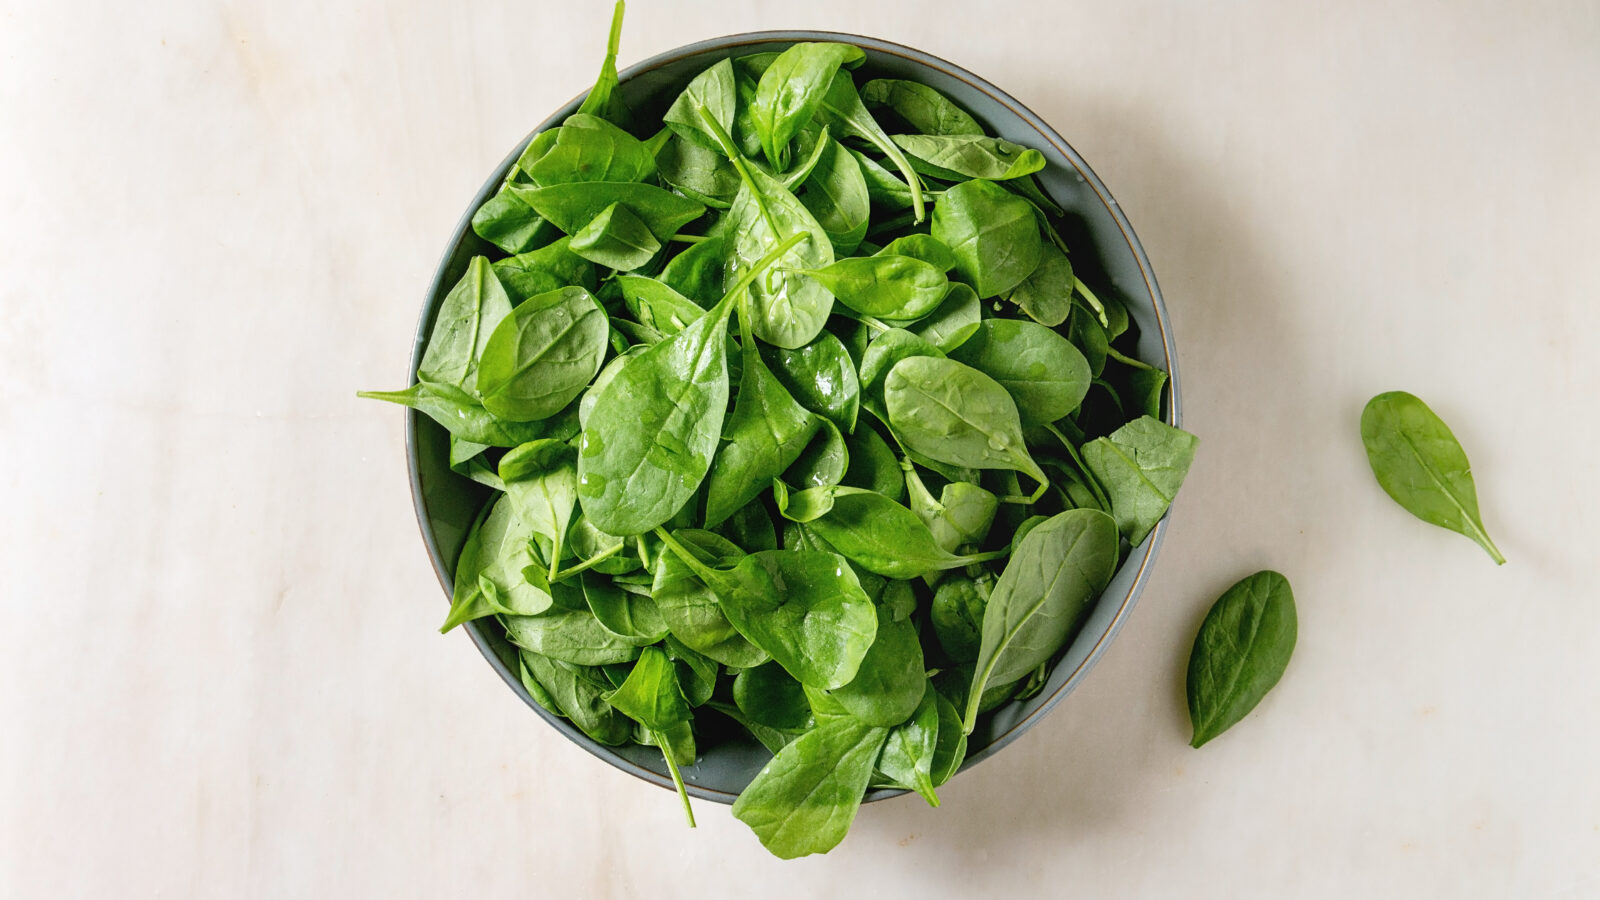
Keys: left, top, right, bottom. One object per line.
{"left": 510, "top": 181, "right": 704, "bottom": 243}
{"left": 417, "top": 256, "right": 512, "bottom": 395}
{"left": 761, "top": 330, "right": 861, "bottom": 432}
{"left": 796, "top": 255, "right": 948, "bottom": 320}
{"left": 1187, "top": 571, "right": 1297, "bottom": 747}
{"left": 750, "top": 42, "right": 864, "bottom": 170}
{"left": 893, "top": 134, "right": 1046, "bottom": 182}
{"left": 949, "top": 318, "right": 1091, "bottom": 426}
{"left": 519, "top": 650, "right": 633, "bottom": 745}
{"left": 731, "top": 716, "right": 889, "bottom": 859}
{"left": 1081, "top": 415, "right": 1199, "bottom": 546}
{"left": 931, "top": 179, "right": 1041, "bottom": 297}
{"left": 568, "top": 201, "right": 661, "bottom": 271}
{"left": 884, "top": 356, "right": 1048, "bottom": 486}
{"left": 875, "top": 687, "right": 940, "bottom": 806}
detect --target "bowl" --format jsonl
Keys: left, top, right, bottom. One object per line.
{"left": 405, "top": 31, "right": 1181, "bottom": 803}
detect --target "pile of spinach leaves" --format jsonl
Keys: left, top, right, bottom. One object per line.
{"left": 362, "top": 3, "right": 1198, "bottom": 858}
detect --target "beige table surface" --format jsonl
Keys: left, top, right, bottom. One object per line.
{"left": 4, "top": 1, "right": 1599, "bottom": 896}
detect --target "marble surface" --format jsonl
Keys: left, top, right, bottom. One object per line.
{"left": 4, "top": 1, "right": 1598, "bottom": 896}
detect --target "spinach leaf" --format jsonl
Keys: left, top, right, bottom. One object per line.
{"left": 1187, "top": 571, "right": 1297, "bottom": 747}
{"left": 785, "top": 418, "right": 850, "bottom": 488}
{"left": 1004, "top": 243, "right": 1074, "bottom": 326}
{"left": 907, "top": 473, "right": 999, "bottom": 554}
{"left": 663, "top": 58, "right": 738, "bottom": 149}
{"left": 715, "top": 502, "right": 779, "bottom": 553}
{"left": 583, "top": 571, "right": 668, "bottom": 643}
{"left": 1360, "top": 391, "right": 1504, "bottom": 564}
{"left": 524, "top": 113, "right": 655, "bottom": 186}
{"left": 877, "top": 233, "right": 958, "bottom": 271}
{"left": 929, "top": 691, "right": 968, "bottom": 786}
{"left": 859, "top": 327, "right": 944, "bottom": 422}
{"left": 893, "top": 134, "right": 1046, "bottom": 182}
{"left": 964, "top": 508, "right": 1119, "bottom": 732}
{"left": 851, "top": 147, "right": 917, "bottom": 211}
{"left": 615, "top": 275, "right": 705, "bottom": 336}
{"left": 930, "top": 575, "right": 988, "bottom": 662}
{"left": 760, "top": 330, "right": 861, "bottom": 432}
{"left": 567, "top": 201, "right": 661, "bottom": 271}
{"left": 475, "top": 286, "right": 609, "bottom": 422}
{"left": 439, "top": 495, "right": 551, "bottom": 632}
{"left": 654, "top": 133, "right": 742, "bottom": 207}
{"left": 750, "top": 42, "right": 864, "bottom": 170}
{"left": 471, "top": 186, "right": 557, "bottom": 254}
{"left": 449, "top": 436, "right": 502, "bottom": 490}
{"left": 498, "top": 438, "right": 577, "bottom": 576}
{"left": 931, "top": 179, "right": 1042, "bottom": 297}
{"left": 861, "top": 78, "right": 983, "bottom": 136}
{"left": 841, "top": 423, "right": 905, "bottom": 502}
{"left": 874, "top": 687, "right": 940, "bottom": 806}
{"left": 657, "top": 234, "right": 725, "bottom": 306}
{"left": 731, "top": 716, "right": 890, "bottom": 859}
{"left": 904, "top": 281, "right": 981, "bottom": 351}
{"left": 949, "top": 318, "right": 1091, "bottom": 426}
{"left": 884, "top": 356, "right": 1049, "bottom": 490}
{"left": 604, "top": 645, "right": 698, "bottom": 825}
{"left": 703, "top": 307, "right": 822, "bottom": 528}
{"left": 574, "top": 0, "right": 630, "bottom": 127}
{"left": 776, "top": 484, "right": 1003, "bottom": 579}
{"left": 519, "top": 649, "right": 633, "bottom": 745}
{"left": 797, "top": 136, "right": 871, "bottom": 255}
{"left": 357, "top": 381, "right": 546, "bottom": 447}
{"left": 794, "top": 255, "right": 948, "bottom": 321}
{"left": 655, "top": 534, "right": 878, "bottom": 690}
{"left": 494, "top": 237, "right": 597, "bottom": 301}
{"left": 510, "top": 181, "right": 705, "bottom": 244}
{"left": 578, "top": 346, "right": 642, "bottom": 430}
{"left": 417, "top": 256, "right": 512, "bottom": 396}
{"left": 1081, "top": 415, "right": 1199, "bottom": 546}
{"left": 826, "top": 585, "right": 926, "bottom": 726}
{"left": 504, "top": 600, "right": 643, "bottom": 667}
{"left": 734, "top": 662, "right": 814, "bottom": 732}
{"left": 651, "top": 530, "right": 770, "bottom": 668}
{"left": 815, "top": 73, "right": 925, "bottom": 222}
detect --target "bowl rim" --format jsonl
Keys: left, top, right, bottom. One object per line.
{"left": 405, "top": 29, "right": 1181, "bottom": 804}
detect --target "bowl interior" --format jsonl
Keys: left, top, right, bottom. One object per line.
{"left": 407, "top": 32, "right": 1180, "bottom": 804}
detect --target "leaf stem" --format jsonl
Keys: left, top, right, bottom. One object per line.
{"left": 653, "top": 731, "right": 697, "bottom": 828}
{"left": 551, "top": 542, "right": 625, "bottom": 582}
{"left": 652, "top": 527, "right": 723, "bottom": 585}
{"left": 1104, "top": 345, "right": 1153, "bottom": 370}
{"left": 668, "top": 232, "right": 707, "bottom": 244}
{"left": 1046, "top": 423, "right": 1111, "bottom": 511}
{"left": 1073, "top": 277, "right": 1110, "bottom": 328}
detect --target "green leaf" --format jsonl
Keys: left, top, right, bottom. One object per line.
{"left": 663, "top": 58, "right": 738, "bottom": 149}
{"left": 568, "top": 202, "right": 661, "bottom": 271}
{"left": 797, "top": 136, "right": 871, "bottom": 255}
{"left": 841, "top": 423, "right": 905, "bottom": 502}
{"left": 518, "top": 650, "right": 633, "bottom": 745}
{"left": 603, "top": 645, "right": 691, "bottom": 731}
{"left": 884, "top": 356, "right": 1048, "bottom": 487}
{"left": 931, "top": 179, "right": 1042, "bottom": 297}
{"left": 907, "top": 475, "right": 999, "bottom": 555}
{"left": 1187, "top": 571, "right": 1297, "bottom": 747}
{"left": 776, "top": 484, "right": 1001, "bottom": 579}
{"left": 503, "top": 601, "right": 643, "bottom": 667}
{"left": 964, "top": 509, "right": 1119, "bottom": 732}
{"left": 876, "top": 233, "right": 957, "bottom": 271}
{"left": 574, "top": 0, "right": 630, "bottom": 127}
{"left": 439, "top": 496, "right": 552, "bottom": 632}
{"left": 357, "top": 381, "right": 545, "bottom": 448}
{"left": 861, "top": 78, "right": 983, "bottom": 136}
{"left": 750, "top": 42, "right": 864, "bottom": 170}
{"left": 498, "top": 439, "right": 577, "bottom": 572}
{"left": 904, "top": 282, "right": 981, "bottom": 351}
{"left": 892, "top": 134, "right": 1046, "bottom": 182}
{"left": 930, "top": 575, "right": 988, "bottom": 662}
{"left": 615, "top": 275, "right": 705, "bottom": 336}
{"left": 651, "top": 530, "right": 770, "bottom": 668}
{"left": 815, "top": 73, "right": 925, "bottom": 222}
{"left": 734, "top": 662, "right": 814, "bottom": 732}
{"left": 510, "top": 181, "right": 705, "bottom": 243}
{"left": 476, "top": 286, "right": 609, "bottom": 422}
{"left": 761, "top": 330, "right": 861, "bottom": 433}
{"left": 859, "top": 327, "right": 944, "bottom": 422}
{"left": 657, "top": 233, "right": 726, "bottom": 307}
{"left": 826, "top": 584, "right": 926, "bottom": 726}
{"left": 493, "top": 237, "right": 597, "bottom": 302}
{"left": 732, "top": 716, "right": 889, "bottom": 859}
{"left": 1005, "top": 243, "right": 1073, "bottom": 326}
{"left": 1360, "top": 391, "right": 1504, "bottom": 564}
{"left": 472, "top": 180, "right": 557, "bottom": 254}
{"left": 524, "top": 113, "right": 655, "bottom": 186}
{"left": 785, "top": 417, "right": 850, "bottom": 488}
{"left": 582, "top": 572, "right": 668, "bottom": 643}
{"left": 874, "top": 687, "right": 940, "bottom": 806}
{"left": 1081, "top": 415, "right": 1199, "bottom": 546}
{"left": 929, "top": 691, "right": 968, "bottom": 787}
{"left": 795, "top": 255, "right": 948, "bottom": 320}
{"left": 417, "top": 256, "right": 512, "bottom": 395}
{"left": 949, "top": 318, "right": 1091, "bottom": 426}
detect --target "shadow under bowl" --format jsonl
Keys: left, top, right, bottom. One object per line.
{"left": 405, "top": 31, "right": 1182, "bottom": 805}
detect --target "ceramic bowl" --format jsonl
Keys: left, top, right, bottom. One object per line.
{"left": 405, "top": 31, "right": 1181, "bottom": 804}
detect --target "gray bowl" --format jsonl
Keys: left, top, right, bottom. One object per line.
{"left": 405, "top": 31, "right": 1181, "bottom": 804}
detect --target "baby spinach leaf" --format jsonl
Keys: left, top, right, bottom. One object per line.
{"left": 794, "top": 255, "right": 948, "bottom": 321}
{"left": 663, "top": 635, "right": 717, "bottom": 707}
{"left": 797, "top": 136, "right": 871, "bottom": 255}
{"left": 734, "top": 662, "right": 814, "bottom": 732}
{"left": 761, "top": 330, "right": 861, "bottom": 433}
{"left": 861, "top": 78, "right": 983, "bottom": 136}
{"left": 777, "top": 484, "right": 1003, "bottom": 579}
{"left": 785, "top": 418, "right": 850, "bottom": 488}
{"left": 574, "top": 0, "right": 630, "bottom": 127}
{"left": 907, "top": 473, "right": 999, "bottom": 555}
{"left": 930, "top": 575, "right": 988, "bottom": 662}
{"left": 732, "top": 716, "right": 889, "bottom": 859}
{"left": 476, "top": 286, "right": 609, "bottom": 422}
{"left": 357, "top": 382, "right": 545, "bottom": 447}
{"left": 929, "top": 691, "right": 968, "bottom": 787}
{"left": 877, "top": 233, "right": 957, "bottom": 271}
{"left": 841, "top": 423, "right": 905, "bottom": 502}
{"left": 1004, "top": 243, "right": 1074, "bottom": 326}
{"left": 519, "top": 649, "right": 633, "bottom": 745}
{"left": 567, "top": 201, "right": 661, "bottom": 271}
{"left": 651, "top": 530, "right": 770, "bottom": 668}
{"left": 439, "top": 496, "right": 552, "bottom": 632}
{"left": 815, "top": 73, "right": 925, "bottom": 222}
{"left": 524, "top": 113, "right": 655, "bottom": 186}
{"left": 604, "top": 645, "right": 698, "bottom": 825}
{"left": 904, "top": 281, "right": 981, "bottom": 351}
{"left": 1081, "top": 415, "right": 1199, "bottom": 546}
{"left": 964, "top": 509, "right": 1119, "bottom": 732}
{"left": 511, "top": 181, "right": 705, "bottom": 244}
{"left": 582, "top": 571, "right": 668, "bottom": 643}
{"left": 703, "top": 310, "right": 822, "bottom": 528}
{"left": 493, "top": 237, "right": 597, "bottom": 301}
{"left": 663, "top": 58, "right": 738, "bottom": 149}
{"left": 874, "top": 688, "right": 940, "bottom": 806}
{"left": 851, "top": 147, "right": 917, "bottom": 211}
{"left": 615, "top": 275, "right": 705, "bottom": 336}
{"left": 715, "top": 502, "right": 779, "bottom": 553}
{"left": 931, "top": 179, "right": 1042, "bottom": 297}
{"left": 578, "top": 346, "right": 642, "bottom": 430}
{"left": 859, "top": 328, "right": 945, "bottom": 422}
{"left": 893, "top": 134, "right": 1046, "bottom": 182}
{"left": 499, "top": 438, "right": 577, "bottom": 576}
{"left": 1187, "top": 571, "right": 1297, "bottom": 748}
{"left": 1360, "top": 391, "right": 1504, "bottom": 564}
{"left": 504, "top": 601, "right": 643, "bottom": 667}
{"left": 568, "top": 513, "right": 637, "bottom": 576}
{"left": 884, "top": 356, "right": 1049, "bottom": 489}
{"left": 655, "top": 534, "right": 878, "bottom": 690}
{"left": 949, "top": 318, "right": 1091, "bottom": 426}
{"left": 657, "top": 233, "right": 726, "bottom": 307}
{"left": 471, "top": 187, "right": 557, "bottom": 254}
{"left": 449, "top": 436, "right": 502, "bottom": 490}
{"left": 750, "top": 42, "right": 864, "bottom": 170}
{"left": 417, "top": 256, "right": 512, "bottom": 396}
{"left": 826, "top": 587, "right": 926, "bottom": 726}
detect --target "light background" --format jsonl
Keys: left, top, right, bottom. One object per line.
{"left": 3, "top": 1, "right": 1598, "bottom": 896}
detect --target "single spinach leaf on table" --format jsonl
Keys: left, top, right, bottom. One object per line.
{"left": 760, "top": 330, "right": 861, "bottom": 433}
{"left": 519, "top": 649, "right": 634, "bottom": 745}
{"left": 476, "top": 286, "right": 609, "bottom": 423}
{"left": 861, "top": 78, "right": 984, "bottom": 136}
{"left": 931, "top": 178, "right": 1042, "bottom": 298}
{"left": 964, "top": 508, "right": 1120, "bottom": 733}
{"left": 416, "top": 256, "right": 511, "bottom": 396}
{"left": 749, "top": 42, "right": 864, "bottom": 170}
{"left": 1360, "top": 391, "right": 1504, "bottom": 564}
{"left": 949, "top": 318, "right": 1091, "bottom": 426}
{"left": 1081, "top": 415, "right": 1199, "bottom": 546}
{"left": 884, "top": 356, "right": 1049, "bottom": 491}
{"left": 1186, "top": 571, "right": 1297, "bottom": 748}
{"left": 794, "top": 255, "right": 948, "bottom": 321}
{"left": 731, "top": 715, "right": 890, "bottom": 859}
